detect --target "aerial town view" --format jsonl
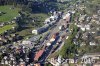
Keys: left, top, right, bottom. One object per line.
{"left": 0, "top": 0, "right": 100, "bottom": 66}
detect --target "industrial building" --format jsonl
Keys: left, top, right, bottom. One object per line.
{"left": 32, "top": 24, "right": 49, "bottom": 35}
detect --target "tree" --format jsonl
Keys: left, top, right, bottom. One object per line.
{"left": 0, "top": 54, "right": 3, "bottom": 62}
{"left": 92, "top": 0, "right": 100, "bottom": 4}
{"left": 0, "top": 0, "right": 28, "bottom": 6}
{"left": 44, "top": 63, "right": 53, "bottom": 66}
{"left": 59, "top": 24, "right": 78, "bottom": 58}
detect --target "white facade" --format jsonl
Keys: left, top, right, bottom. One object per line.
{"left": 50, "top": 16, "right": 55, "bottom": 21}
{"left": 32, "top": 30, "right": 38, "bottom": 35}
{"left": 44, "top": 18, "right": 50, "bottom": 24}
{"left": 46, "top": 42, "right": 51, "bottom": 46}
{"left": 89, "top": 42, "right": 96, "bottom": 46}
{"left": 22, "top": 41, "right": 32, "bottom": 45}
{"left": 69, "top": 59, "right": 75, "bottom": 63}
{"left": 81, "top": 27, "right": 86, "bottom": 31}
{"left": 77, "top": 24, "right": 91, "bottom": 31}
{"left": 63, "top": 13, "right": 70, "bottom": 19}
{"left": 85, "top": 25, "right": 90, "bottom": 30}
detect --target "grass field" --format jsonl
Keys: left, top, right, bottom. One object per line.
{"left": 0, "top": 5, "right": 20, "bottom": 22}
{"left": 0, "top": 24, "right": 16, "bottom": 34}
{"left": 31, "top": 13, "right": 49, "bottom": 22}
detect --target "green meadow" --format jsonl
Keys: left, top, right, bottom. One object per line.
{"left": 0, "top": 5, "right": 20, "bottom": 22}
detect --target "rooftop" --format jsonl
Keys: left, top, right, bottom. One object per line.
{"left": 34, "top": 49, "right": 44, "bottom": 61}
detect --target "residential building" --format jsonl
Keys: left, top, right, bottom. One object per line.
{"left": 34, "top": 63, "right": 41, "bottom": 66}
{"left": 77, "top": 24, "right": 91, "bottom": 31}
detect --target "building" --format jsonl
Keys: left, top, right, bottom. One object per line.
{"left": 34, "top": 49, "right": 44, "bottom": 61}
{"left": 28, "top": 35, "right": 40, "bottom": 42}
{"left": 50, "top": 15, "right": 58, "bottom": 21}
{"left": 0, "top": 23, "right": 4, "bottom": 27}
{"left": 77, "top": 24, "right": 91, "bottom": 31}
{"left": 89, "top": 41, "right": 97, "bottom": 46}
{"left": 22, "top": 41, "right": 32, "bottom": 45}
{"left": 32, "top": 24, "right": 49, "bottom": 35}
{"left": 44, "top": 18, "right": 50, "bottom": 24}
{"left": 22, "top": 40, "right": 34, "bottom": 49}
{"left": 63, "top": 13, "right": 71, "bottom": 22}
{"left": 85, "top": 24, "right": 91, "bottom": 30}
{"left": 79, "top": 15, "right": 86, "bottom": 22}
{"left": 34, "top": 63, "right": 41, "bottom": 66}
{"left": 44, "top": 15, "right": 58, "bottom": 25}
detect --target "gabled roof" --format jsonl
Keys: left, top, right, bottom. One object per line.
{"left": 34, "top": 49, "right": 44, "bottom": 61}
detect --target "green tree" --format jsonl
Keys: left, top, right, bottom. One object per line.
{"left": 44, "top": 63, "right": 53, "bottom": 66}
{"left": 59, "top": 24, "right": 78, "bottom": 58}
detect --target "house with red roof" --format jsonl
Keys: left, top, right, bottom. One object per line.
{"left": 34, "top": 49, "right": 44, "bottom": 61}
